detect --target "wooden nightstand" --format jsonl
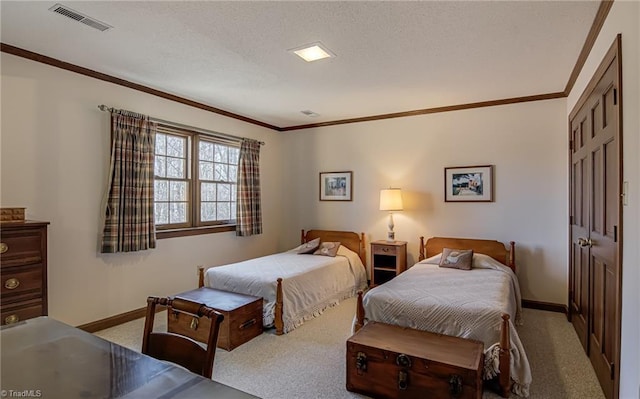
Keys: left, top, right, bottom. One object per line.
{"left": 370, "top": 240, "right": 407, "bottom": 287}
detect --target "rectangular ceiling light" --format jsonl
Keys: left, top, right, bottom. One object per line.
{"left": 289, "top": 42, "right": 334, "bottom": 62}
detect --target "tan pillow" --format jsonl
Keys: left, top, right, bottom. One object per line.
{"left": 297, "top": 238, "right": 321, "bottom": 254}
{"left": 439, "top": 248, "right": 473, "bottom": 270}
{"left": 313, "top": 242, "right": 341, "bottom": 257}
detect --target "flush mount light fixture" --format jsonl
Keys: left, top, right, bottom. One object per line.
{"left": 289, "top": 42, "right": 335, "bottom": 62}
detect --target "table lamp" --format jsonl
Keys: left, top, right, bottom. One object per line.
{"left": 379, "top": 188, "right": 403, "bottom": 242}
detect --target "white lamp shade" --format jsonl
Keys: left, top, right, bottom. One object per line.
{"left": 379, "top": 188, "right": 403, "bottom": 211}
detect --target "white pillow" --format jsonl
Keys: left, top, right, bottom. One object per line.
{"left": 419, "top": 253, "right": 442, "bottom": 265}
{"left": 294, "top": 237, "right": 321, "bottom": 254}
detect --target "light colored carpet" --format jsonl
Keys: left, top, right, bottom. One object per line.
{"left": 94, "top": 298, "right": 604, "bottom": 399}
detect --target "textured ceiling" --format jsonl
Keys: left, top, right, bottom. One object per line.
{"left": 0, "top": 1, "right": 600, "bottom": 128}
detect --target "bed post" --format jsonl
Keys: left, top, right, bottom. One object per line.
{"left": 355, "top": 291, "right": 365, "bottom": 332}
{"left": 418, "top": 236, "right": 425, "bottom": 261}
{"left": 198, "top": 266, "right": 205, "bottom": 288}
{"left": 301, "top": 229, "right": 305, "bottom": 244}
{"left": 275, "top": 278, "right": 284, "bottom": 335}
{"left": 360, "top": 232, "right": 366, "bottom": 265}
{"left": 499, "top": 313, "right": 512, "bottom": 397}
{"left": 509, "top": 241, "right": 516, "bottom": 272}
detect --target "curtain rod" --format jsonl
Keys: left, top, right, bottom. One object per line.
{"left": 98, "top": 105, "right": 264, "bottom": 145}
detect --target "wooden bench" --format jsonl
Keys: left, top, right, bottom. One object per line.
{"left": 168, "top": 287, "right": 263, "bottom": 351}
{"left": 346, "top": 321, "right": 484, "bottom": 399}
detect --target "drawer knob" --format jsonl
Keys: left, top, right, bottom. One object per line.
{"left": 4, "top": 278, "right": 20, "bottom": 290}
{"left": 5, "top": 314, "right": 19, "bottom": 324}
{"left": 0, "top": 242, "right": 8, "bottom": 254}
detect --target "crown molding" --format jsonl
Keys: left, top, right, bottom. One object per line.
{"left": 3, "top": 0, "right": 612, "bottom": 133}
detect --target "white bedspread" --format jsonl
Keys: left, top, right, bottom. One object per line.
{"left": 359, "top": 254, "right": 531, "bottom": 397}
{"left": 205, "top": 245, "right": 367, "bottom": 333}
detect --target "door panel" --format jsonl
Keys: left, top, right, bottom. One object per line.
{"left": 592, "top": 148, "right": 602, "bottom": 234}
{"left": 604, "top": 140, "right": 616, "bottom": 238}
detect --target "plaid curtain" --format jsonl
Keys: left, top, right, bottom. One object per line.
{"left": 100, "top": 110, "right": 157, "bottom": 253}
{"left": 236, "top": 138, "right": 262, "bottom": 236}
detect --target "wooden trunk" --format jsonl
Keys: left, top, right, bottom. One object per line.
{"left": 168, "top": 288, "right": 262, "bottom": 351}
{"left": 346, "top": 322, "right": 484, "bottom": 399}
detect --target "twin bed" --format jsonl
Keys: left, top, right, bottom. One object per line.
{"left": 196, "top": 231, "right": 530, "bottom": 397}
{"left": 197, "top": 229, "right": 368, "bottom": 335}
{"left": 355, "top": 236, "right": 531, "bottom": 398}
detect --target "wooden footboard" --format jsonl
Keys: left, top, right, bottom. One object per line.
{"left": 355, "top": 293, "right": 512, "bottom": 397}
{"left": 197, "top": 266, "right": 285, "bottom": 335}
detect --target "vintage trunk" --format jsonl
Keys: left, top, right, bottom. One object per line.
{"left": 168, "top": 287, "right": 263, "bottom": 351}
{"left": 346, "top": 322, "right": 484, "bottom": 399}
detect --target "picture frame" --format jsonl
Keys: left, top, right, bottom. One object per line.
{"left": 319, "top": 171, "right": 353, "bottom": 201}
{"left": 444, "top": 165, "right": 494, "bottom": 202}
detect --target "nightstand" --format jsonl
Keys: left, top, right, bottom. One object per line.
{"left": 370, "top": 240, "right": 407, "bottom": 287}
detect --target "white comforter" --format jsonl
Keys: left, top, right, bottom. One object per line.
{"left": 205, "top": 245, "right": 367, "bottom": 333}
{"left": 360, "top": 253, "right": 531, "bottom": 397}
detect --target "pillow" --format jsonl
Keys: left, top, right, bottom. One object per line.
{"left": 297, "top": 237, "right": 321, "bottom": 254}
{"left": 420, "top": 253, "right": 442, "bottom": 265}
{"left": 438, "top": 248, "right": 473, "bottom": 270}
{"left": 313, "top": 242, "right": 341, "bottom": 257}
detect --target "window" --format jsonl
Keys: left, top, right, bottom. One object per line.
{"left": 154, "top": 125, "right": 239, "bottom": 235}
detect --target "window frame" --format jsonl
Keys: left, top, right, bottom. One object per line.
{"left": 154, "top": 124, "right": 239, "bottom": 239}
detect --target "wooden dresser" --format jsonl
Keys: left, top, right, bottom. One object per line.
{"left": 0, "top": 220, "right": 49, "bottom": 326}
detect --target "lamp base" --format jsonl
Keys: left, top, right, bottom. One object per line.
{"left": 386, "top": 231, "right": 395, "bottom": 242}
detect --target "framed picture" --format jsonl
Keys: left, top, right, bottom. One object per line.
{"left": 444, "top": 165, "right": 494, "bottom": 202}
{"left": 319, "top": 171, "right": 353, "bottom": 201}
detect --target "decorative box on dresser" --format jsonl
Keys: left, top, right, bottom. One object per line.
{"left": 0, "top": 221, "right": 49, "bottom": 326}
{"left": 370, "top": 240, "right": 407, "bottom": 287}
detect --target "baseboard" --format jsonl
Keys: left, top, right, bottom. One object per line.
{"left": 77, "top": 305, "right": 165, "bottom": 333}
{"left": 522, "top": 299, "right": 568, "bottom": 314}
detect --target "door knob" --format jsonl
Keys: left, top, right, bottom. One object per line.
{"left": 577, "top": 237, "right": 594, "bottom": 248}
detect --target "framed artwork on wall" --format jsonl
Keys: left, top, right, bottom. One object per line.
{"left": 444, "top": 165, "right": 494, "bottom": 202}
{"left": 319, "top": 171, "right": 353, "bottom": 201}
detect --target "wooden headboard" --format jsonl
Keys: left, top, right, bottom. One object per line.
{"left": 301, "top": 229, "right": 366, "bottom": 265}
{"left": 419, "top": 236, "right": 516, "bottom": 272}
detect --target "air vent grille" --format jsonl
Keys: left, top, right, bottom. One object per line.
{"left": 49, "top": 3, "right": 112, "bottom": 32}
{"left": 301, "top": 110, "right": 320, "bottom": 117}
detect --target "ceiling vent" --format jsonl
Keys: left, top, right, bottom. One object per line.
{"left": 48, "top": 4, "right": 112, "bottom": 32}
{"left": 301, "top": 110, "right": 320, "bottom": 117}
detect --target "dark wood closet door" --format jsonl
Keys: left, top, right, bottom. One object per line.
{"left": 568, "top": 36, "right": 622, "bottom": 399}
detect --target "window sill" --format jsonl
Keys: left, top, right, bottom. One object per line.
{"left": 156, "top": 224, "right": 236, "bottom": 239}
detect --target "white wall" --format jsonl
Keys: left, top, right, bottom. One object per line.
{"left": 0, "top": 53, "right": 285, "bottom": 326}
{"left": 282, "top": 98, "right": 568, "bottom": 304}
{"left": 566, "top": 2, "right": 640, "bottom": 397}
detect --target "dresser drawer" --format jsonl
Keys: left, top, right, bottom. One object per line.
{"left": 1, "top": 265, "right": 43, "bottom": 298}
{"left": 0, "top": 300, "right": 43, "bottom": 326}
{"left": 372, "top": 245, "right": 397, "bottom": 256}
{"left": 0, "top": 229, "right": 45, "bottom": 268}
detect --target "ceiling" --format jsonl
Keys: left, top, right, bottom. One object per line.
{"left": 0, "top": 1, "right": 601, "bottom": 130}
